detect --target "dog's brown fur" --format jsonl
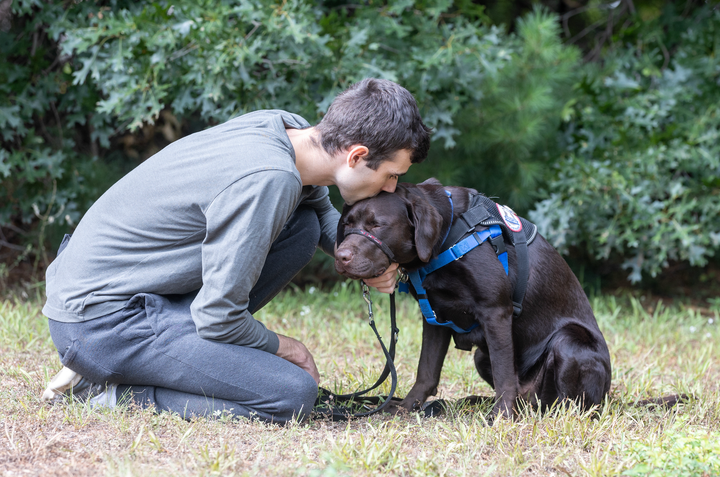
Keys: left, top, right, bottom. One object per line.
{"left": 334, "top": 179, "right": 613, "bottom": 420}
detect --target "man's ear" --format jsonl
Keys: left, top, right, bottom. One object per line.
{"left": 406, "top": 190, "right": 443, "bottom": 262}
{"left": 346, "top": 145, "right": 369, "bottom": 167}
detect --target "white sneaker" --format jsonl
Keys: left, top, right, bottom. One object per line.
{"left": 42, "top": 366, "right": 117, "bottom": 408}
{"left": 42, "top": 366, "right": 82, "bottom": 402}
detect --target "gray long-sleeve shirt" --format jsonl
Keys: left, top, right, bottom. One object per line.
{"left": 42, "top": 110, "right": 340, "bottom": 354}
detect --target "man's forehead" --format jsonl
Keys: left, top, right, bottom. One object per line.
{"left": 385, "top": 149, "right": 412, "bottom": 172}
{"left": 380, "top": 149, "right": 412, "bottom": 175}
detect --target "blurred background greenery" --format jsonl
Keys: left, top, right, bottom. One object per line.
{"left": 1, "top": 0, "right": 718, "bottom": 296}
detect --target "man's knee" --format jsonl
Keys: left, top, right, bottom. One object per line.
{"left": 275, "top": 370, "right": 318, "bottom": 423}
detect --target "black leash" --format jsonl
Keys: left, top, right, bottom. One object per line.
{"left": 313, "top": 284, "right": 401, "bottom": 420}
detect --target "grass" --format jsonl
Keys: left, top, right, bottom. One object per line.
{"left": 1, "top": 281, "right": 719, "bottom": 476}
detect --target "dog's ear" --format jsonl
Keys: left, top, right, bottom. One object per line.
{"left": 419, "top": 177, "right": 443, "bottom": 187}
{"left": 406, "top": 190, "right": 444, "bottom": 262}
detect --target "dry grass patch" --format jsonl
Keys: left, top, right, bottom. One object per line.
{"left": 1, "top": 283, "right": 719, "bottom": 476}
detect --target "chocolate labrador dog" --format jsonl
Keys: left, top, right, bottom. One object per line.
{"left": 334, "top": 179, "right": 612, "bottom": 420}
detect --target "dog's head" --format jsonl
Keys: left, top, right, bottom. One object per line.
{"left": 334, "top": 179, "right": 448, "bottom": 280}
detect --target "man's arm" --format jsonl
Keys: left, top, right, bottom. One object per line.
{"left": 191, "top": 170, "right": 301, "bottom": 354}
{"left": 300, "top": 186, "right": 340, "bottom": 257}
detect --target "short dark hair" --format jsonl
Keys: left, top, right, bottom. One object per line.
{"left": 315, "top": 78, "right": 432, "bottom": 170}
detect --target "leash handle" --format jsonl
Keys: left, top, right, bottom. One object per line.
{"left": 331, "top": 288, "right": 397, "bottom": 399}
{"left": 329, "top": 311, "right": 398, "bottom": 419}
{"left": 314, "top": 291, "right": 400, "bottom": 420}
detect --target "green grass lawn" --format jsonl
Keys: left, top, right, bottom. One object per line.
{"left": 1, "top": 282, "right": 719, "bottom": 476}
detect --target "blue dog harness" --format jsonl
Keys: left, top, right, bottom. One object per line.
{"left": 342, "top": 189, "right": 537, "bottom": 335}
{"left": 399, "top": 224, "right": 506, "bottom": 333}
{"left": 398, "top": 190, "right": 537, "bottom": 333}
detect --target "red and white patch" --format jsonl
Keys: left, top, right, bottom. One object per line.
{"left": 496, "top": 204, "right": 523, "bottom": 233}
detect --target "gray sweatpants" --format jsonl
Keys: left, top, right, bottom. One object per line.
{"left": 48, "top": 206, "right": 321, "bottom": 424}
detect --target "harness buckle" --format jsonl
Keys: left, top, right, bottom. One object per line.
{"left": 490, "top": 233, "right": 506, "bottom": 256}
{"left": 450, "top": 248, "right": 461, "bottom": 261}
{"left": 449, "top": 243, "right": 464, "bottom": 261}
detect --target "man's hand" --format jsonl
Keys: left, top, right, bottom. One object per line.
{"left": 363, "top": 262, "right": 399, "bottom": 294}
{"left": 275, "top": 334, "right": 320, "bottom": 384}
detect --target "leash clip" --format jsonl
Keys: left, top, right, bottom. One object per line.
{"left": 397, "top": 267, "right": 408, "bottom": 284}
{"left": 362, "top": 283, "right": 374, "bottom": 324}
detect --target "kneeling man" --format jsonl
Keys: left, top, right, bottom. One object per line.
{"left": 42, "top": 78, "right": 430, "bottom": 423}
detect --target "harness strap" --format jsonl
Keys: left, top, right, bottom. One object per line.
{"left": 440, "top": 190, "right": 454, "bottom": 246}
{"left": 407, "top": 269, "right": 479, "bottom": 334}
{"left": 510, "top": 229, "right": 529, "bottom": 317}
{"left": 439, "top": 192, "right": 529, "bottom": 318}
{"left": 422, "top": 225, "right": 507, "bottom": 276}
{"left": 404, "top": 224, "right": 507, "bottom": 334}
{"left": 489, "top": 233, "right": 509, "bottom": 274}
{"left": 441, "top": 194, "right": 491, "bottom": 252}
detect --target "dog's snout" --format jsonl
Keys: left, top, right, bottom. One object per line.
{"left": 336, "top": 248, "right": 353, "bottom": 264}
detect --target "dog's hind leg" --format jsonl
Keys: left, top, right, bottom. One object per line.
{"left": 473, "top": 342, "right": 494, "bottom": 388}
{"left": 537, "top": 323, "right": 612, "bottom": 412}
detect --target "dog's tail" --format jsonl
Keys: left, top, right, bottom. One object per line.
{"left": 632, "top": 394, "right": 691, "bottom": 409}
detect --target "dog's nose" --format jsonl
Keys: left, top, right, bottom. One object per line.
{"left": 336, "top": 248, "right": 353, "bottom": 264}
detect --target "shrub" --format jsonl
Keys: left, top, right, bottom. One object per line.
{"left": 1, "top": 0, "right": 515, "bottom": 261}
{"left": 408, "top": 7, "right": 580, "bottom": 212}
{"left": 529, "top": 6, "right": 720, "bottom": 283}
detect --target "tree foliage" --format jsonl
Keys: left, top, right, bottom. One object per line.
{"left": 530, "top": 5, "right": 720, "bottom": 282}
{"left": 2, "top": 0, "right": 719, "bottom": 285}
{"left": 1, "top": 0, "right": 517, "bottom": 255}
{"left": 407, "top": 8, "right": 579, "bottom": 211}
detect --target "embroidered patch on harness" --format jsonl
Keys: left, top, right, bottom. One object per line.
{"left": 496, "top": 204, "right": 523, "bottom": 232}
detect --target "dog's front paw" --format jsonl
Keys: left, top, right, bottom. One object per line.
{"left": 488, "top": 399, "right": 516, "bottom": 423}
{"left": 381, "top": 397, "right": 425, "bottom": 415}
{"left": 382, "top": 400, "right": 412, "bottom": 415}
